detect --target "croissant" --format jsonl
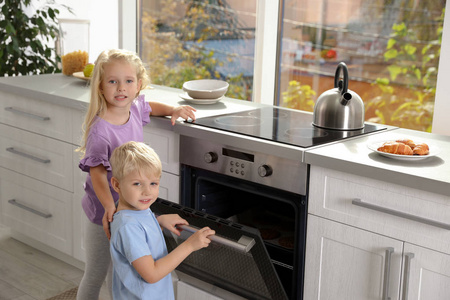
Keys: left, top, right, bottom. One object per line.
{"left": 377, "top": 141, "right": 413, "bottom": 155}
{"left": 413, "top": 143, "right": 429, "bottom": 155}
{"left": 396, "top": 139, "right": 416, "bottom": 149}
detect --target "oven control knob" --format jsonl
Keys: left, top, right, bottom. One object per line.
{"left": 258, "top": 165, "right": 273, "bottom": 177}
{"left": 204, "top": 152, "right": 218, "bottom": 163}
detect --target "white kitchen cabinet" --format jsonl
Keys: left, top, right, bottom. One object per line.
{"left": 0, "top": 90, "right": 78, "bottom": 260}
{"left": 73, "top": 146, "right": 87, "bottom": 263}
{"left": 144, "top": 121, "right": 180, "bottom": 175}
{"left": 304, "top": 215, "right": 403, "bottom": 300}
{"left": 305, "top": 165, "right": 450, "bottom": 300}
{"left": 144, "top": 121, "right": 181, "bottom": 203}
{"left": 159, "top": 171, "right": 180, "bottom": 204}
{"left": 404, "top": 243, "right": 450, "bottom": 299}
{"left": 0, "top": 167, "right": 72, "bottom": 255}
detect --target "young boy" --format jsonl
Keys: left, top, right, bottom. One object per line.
{"left": 109, "top": 141, "right": 215, "bottom": 300}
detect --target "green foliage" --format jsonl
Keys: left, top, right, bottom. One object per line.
{"left": 282, "top": 80, "right": 316, "bottom": 111}
{"left": 0, "top": 0, "right": 71, "bottom": 76}
{"left": 140, "top": 0, "right": 250, "bottom": 100}
{"left": 366, "top": 8, "right": 444, "bottom": 132}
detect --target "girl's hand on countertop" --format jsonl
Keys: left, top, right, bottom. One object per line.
{"left": 170, "top": 105, "right": 196, "bottom": 125}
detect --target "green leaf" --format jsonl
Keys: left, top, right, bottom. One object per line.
{"left": 384, "top": 49, "right": 398, "bottom": 60}
{"left": 375, "top": 77, "right": 390, "bottom": 85}
{"left": 386, "top": 38, "right": 396, "bottom": 49}
{"left": 392, "top": 22, "right": 406, "bottom": 32}
{"left": 387, "top": 65, "right": 402, "bottom": 80}
{"left": 414, "top": 68, "right": 421, "bottom": 80}
{"left": 404, "top": 44, "right": 417, "bottom": 56}
{"left": 5, "top": 22, "right": 16, "bottom": 35}
{"left": 48, "top": 8, "right": 55, "bottom": 19}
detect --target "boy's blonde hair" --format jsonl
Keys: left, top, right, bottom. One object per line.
{"left": 110, "top": 141, "right": 162, "bottom": 181}
{"left": 77, "top": 49, "right": 150, "bottom": 156}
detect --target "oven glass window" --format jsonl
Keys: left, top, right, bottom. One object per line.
{"left": 185, "top": 167, "right": 308, "bottom": 298}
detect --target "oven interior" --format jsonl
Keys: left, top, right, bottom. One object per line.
{"left": 180, "top": 165, "right": 308, "bottom": 299}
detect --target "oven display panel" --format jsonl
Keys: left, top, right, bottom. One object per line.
{"left": 222, "top": 148, "right": 254, "bottom": 162}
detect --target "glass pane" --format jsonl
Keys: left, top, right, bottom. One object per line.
{"left": 278, "top": 0, "right": 446, "bottom": 132}
{"left": 139, "top": 0, "right": 257, "bottom": 101}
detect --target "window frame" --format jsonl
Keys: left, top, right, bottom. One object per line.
{"left": 119, "top": 0, "right": 450, "bottom": 135}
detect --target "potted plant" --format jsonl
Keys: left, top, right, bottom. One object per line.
{"left": 0, "top": 0, "right": 72, "bottom": 76}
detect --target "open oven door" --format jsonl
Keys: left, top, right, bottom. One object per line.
{"left": 152, "top": 199, "right": 289, "bottom": 300}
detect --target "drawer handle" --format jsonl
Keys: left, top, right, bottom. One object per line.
{"left": 177, "top": 224, "right": 255, "bottom": 253}
{"left": 8, "top": 199, "right": 52, "bottom": 218}
{"left": 382, "top": 247, "right": 394, "bottom": 300}
{"left": 5, "top": 107, "right": 50, "bottom": 121}
{"left": 401, "top": 253, "right": 414, "bottom": 300}
{"left": 6, "top": 147, "right": 51, "bottom": 164}
{"left": 352, "top": 198, "right": 450, "bottom": 230}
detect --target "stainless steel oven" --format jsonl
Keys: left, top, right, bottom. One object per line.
{"left": 154, "top": 135, "right": 308, "bottom": 300}
{"left": 155, "top": 107, "right": 387, "bottom": 299}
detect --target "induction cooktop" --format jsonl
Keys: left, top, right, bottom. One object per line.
{"left": 188, "top": 107, "right": 387, "bottom": 148}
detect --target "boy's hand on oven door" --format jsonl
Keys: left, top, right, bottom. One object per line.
{"left": 156, "top": 214, "right": 188, "bottom": 236}
{"left": 187, "top": 227, "right": 215, "bottom": 251}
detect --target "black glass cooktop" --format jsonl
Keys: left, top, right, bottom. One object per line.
{"left": 188, "top": 107, "right": 387, "bottom": 148}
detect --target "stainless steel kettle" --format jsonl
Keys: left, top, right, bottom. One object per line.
{"left": 313, "top": 62, "right": 365, "bottom": 130}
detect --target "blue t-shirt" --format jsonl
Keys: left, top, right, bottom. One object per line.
{"left": 110, "top": 209, "right": 175, "bottom": 300}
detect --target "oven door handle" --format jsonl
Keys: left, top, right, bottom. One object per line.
{"left": 177, "top": 224, "right": 255, "bottom": 253}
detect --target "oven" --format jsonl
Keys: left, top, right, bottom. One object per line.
{"left": 155, "top": 135, "right": 308, "bottom": 300}
{"left": 152, "top": 107, "right": 386, "bottom": 299}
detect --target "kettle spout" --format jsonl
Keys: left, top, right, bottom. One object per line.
{"left": 340, "top": 92, "right": 352, "bottom": 105}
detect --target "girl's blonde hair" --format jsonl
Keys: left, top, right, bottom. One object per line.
{"left": 76, "top": 49, "right": 150, "bottom": 156}
{"left": 110, "top": 141, "right": 162, "bottom": 181}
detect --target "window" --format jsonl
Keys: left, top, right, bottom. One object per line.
{"left": 278, "top": 0, "right": 446, "bottom": 132}
{"left": 132, "top": 0, "right": 448, "bottom": 133}
{"left": 138, "top": 0, "right": 257, "bottom": 101}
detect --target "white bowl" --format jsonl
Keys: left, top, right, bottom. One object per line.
{"left": 182, "top": 79, "right": 229, "bottom": 99}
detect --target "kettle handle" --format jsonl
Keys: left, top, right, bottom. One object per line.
{"left": 334, "top": 62, "right": 349, "bottom": 95}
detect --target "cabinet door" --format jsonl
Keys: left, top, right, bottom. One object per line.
{"left": 404, "top": 243, "right": 450, "bottom": 299}
{"left": 304, "top": 215, "right": 403, "bottom": 300}
{"left": 144, "top": 125, "right": 180, "bottom": 175}
{"left": 159, "top": 172, "right": 180, "bottom": 204}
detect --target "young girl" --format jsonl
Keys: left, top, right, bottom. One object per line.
{"left": 109, "top": 141, "right": 214, "bottom": 299}
{"left": 76, "top": 49, "right": 196, "bottom": 300}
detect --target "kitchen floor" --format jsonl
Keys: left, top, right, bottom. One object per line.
{"left": 0, "top": 227, "right": 111, "bottom": 300}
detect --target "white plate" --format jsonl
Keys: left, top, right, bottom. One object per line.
{"left": 179, "top": 93, "right": 222, "bottom": 105}
{"left": 367, "top": 141, "right": 440, "bottom": 161}
{"left": 72, "top": 72, "right": 90, "bottom": 81}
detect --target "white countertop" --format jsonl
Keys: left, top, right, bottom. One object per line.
{"left": 0, "top": 74, "right": 259, "bottom": 118}
{"left": 305, "top": 128, "right": 450, "bottom": 197}
{"left": 1, "top": 74, "right": 449, "bottom": 197}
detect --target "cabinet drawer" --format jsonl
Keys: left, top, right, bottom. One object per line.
{"left": 309, "top": 165, "right": 450, "bottom": 254}
{"left": 0, "top": 91, "right": 73, "bottom": 143}
{"left": 0, "top": 168, "right": 72, "bottom": 255}
{"left": 0, "top": 124, "right": 73, "bottom": 192}
{"left": 144, "top": 124, "right": 180, "bottom": 175}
